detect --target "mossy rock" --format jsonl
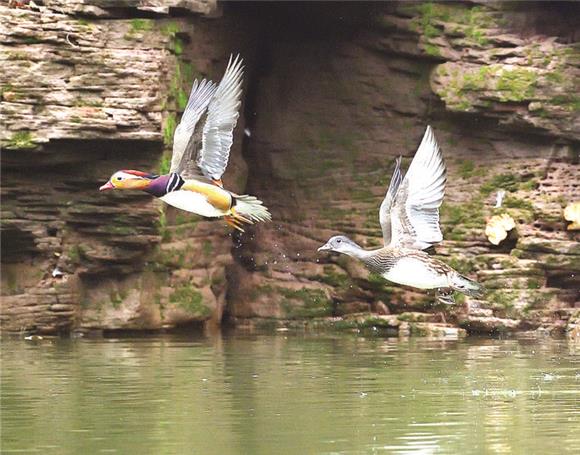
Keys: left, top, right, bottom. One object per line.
{"left": 279, "top": 287, "right": 333, "bottom": 319}
{"left": 312, "top": 264, "right": 353, "bottom": 289}
{"left": 253, "top": 285, "right": 334, "bottom": 319}
{"left": 432, "top": 64, "right": 540, "bottom": 112}
{"left": 168, "top": 283, "right": 211, "bottom": 318}
{"left": 3, "top": 131, "right": 37, "bottom": 150}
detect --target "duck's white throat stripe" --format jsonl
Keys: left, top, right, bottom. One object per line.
{"left": 166, "top": 173, "right": 184, "bottom": 193}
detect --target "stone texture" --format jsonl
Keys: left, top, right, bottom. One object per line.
{"left": 12, "top": 0, "right": 216, "bottom": 17}
{"left": 229, "top": 1, "right": 579, "bottom": 335}
{"left": 0, "top": 0, "right": 242, "bottom": 333}
{"left": 1, "top": 1, "right": 579, "bottom": 336}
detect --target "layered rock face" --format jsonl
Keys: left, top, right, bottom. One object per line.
{"left": 229, "top": 2, "right": 579, "bottom": 335}
{"left": 1, "top": 1, "right": 578, "bottom": 336}
{"left": 1, "top": 0, "right": 244, "bottom": 333}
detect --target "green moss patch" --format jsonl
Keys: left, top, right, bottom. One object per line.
{"left": 161, "top": 22, "right": 184, "bottom": 55}
{"left": 409, "top": 2, "right": 450, "bottom": 36}
{"left": 456, "top": 159, "right": 487, "bottom": 179}
{"left": 313, "top": 265, "right": 352, "bottom": 289}
{"left": 158, "top": 153, "right": 171, "bottom": 175}
{"left": 124, "top": 19, "right": 154, "bottom": 40}
{"left": 502, "top": 196, "right": 534, "bottom": 212}
{"left": 156, "top": 210, "right": 171, "bottom": 242}
{"left": 163, "top": 113, "right": 176, "bottom": 146}
{"left": 549, "top": 94, "right": 580, "bottom": 112}
{"left": 445, "top": 257, "right": 475, "bottom": 275}
{"left": 435, "top": 64, "right": 540, "bottom": 112}
{"left": 461, "top": 6, "right": 494, "bottom": 46}
{"left": 130, "top": 19, "right": 153, "bottom": 33}
{"left": 67, "top": 245, "right": 87, "bottom": 264}
{"left": 4, "top": 131, "right": 36, "bottom": 149}
{"left": 255, "top": 285, "right": 333, "bottom": 319}
{"left": 485, "top": 290, "right": 521, "bottom": 318}
{"left": 496, "top": 68, "right": 537, "bottom": 102}
{"left": 109, "top": 289, "right": 128, "bottom": 309}
{"left": 202, "top": 240, "right": 213, "bottom": 256}
{"left": 161, "top": 22, "right": 181, "bottom": 36}
{"left": 494, "top": 196, "right": 536, "bottom": 222}
{"left": 423, "top": 43, "right": 441, "bottom": 57}
{"left": 169, "top": 61, "right": 200, "bottom": 112}
{"left": 279, "top": 288, "right": 333, "bottom": 319}
{"left": 441, "top": 198, "right": 485, "bottom": 226}
{"left": 169, "top": 284, "right": 210, "bottom": 316}
{"left": 480, "top": 173, "right": 520, "bottom": 196}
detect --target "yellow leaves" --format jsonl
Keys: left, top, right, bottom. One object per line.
{"left": 564, "top": 202, "right": 580, "bottom": 230}
{"left": 485, "top": 213, "right": 516, "bottom": 245}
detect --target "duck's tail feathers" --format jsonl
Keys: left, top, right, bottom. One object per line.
{"left": 226, "top": 195, "right": 271, "bottom": 231}
{"left": 450, "top": 273, "right": 485, "bottom": 298}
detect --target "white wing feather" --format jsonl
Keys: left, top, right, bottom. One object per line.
{"left": 170, "top": 78, "right": 217, "bottom": 175}
{"left": 198, "top": 54, "right": 244, "bottom": 180}
{"left": 379, "top": 156, "right": 403, "bottom": 245}
{"left": 388, "top": 126, "right": 446, "bottom": 250}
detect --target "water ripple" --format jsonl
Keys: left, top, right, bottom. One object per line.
{"left": 1, "top": 335, "right": 579, "bottom": 454}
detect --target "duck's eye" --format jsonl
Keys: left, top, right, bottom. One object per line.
{"left": 336, "top": 239, "right": 342, "bottom": 243}
{"left": 116, "top": 176, "right": 123, "bottom": 181}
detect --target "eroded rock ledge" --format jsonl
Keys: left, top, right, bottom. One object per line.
{"left": 229, "top": 1, "right": 579, "bottom": 337}
{"left": 1, "top": 1, "right": 578, "bottom": 337}
{"left": 1, "top": 0, "right": 234, "bottom": 333}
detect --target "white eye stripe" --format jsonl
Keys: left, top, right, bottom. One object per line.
{"left": 116, "top": 172, "right": 136, "bottom": 180}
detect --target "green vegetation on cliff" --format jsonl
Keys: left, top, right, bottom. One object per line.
{"left": 170, "top": 284, "right": 210, "bottom": 316}
{"left": 5, "top": 131, "right": 36, "bottom": 149}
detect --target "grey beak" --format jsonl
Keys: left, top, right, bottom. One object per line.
{"left": 318, "top": 243, "right": 331, "bottom": 252}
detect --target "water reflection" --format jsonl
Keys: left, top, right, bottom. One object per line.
{"left": 1, "top": 334, "right": 579, "bottom": 454}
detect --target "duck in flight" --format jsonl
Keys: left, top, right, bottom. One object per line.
{"left": 100, "top": 55, "right": 271, "bottom": 231}
{"left": 318, "top": 126, "right": 483, "bottom": 304}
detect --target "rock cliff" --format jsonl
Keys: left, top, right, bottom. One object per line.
{"left": 1, "top": 1, "right": 578, "bottom": 336}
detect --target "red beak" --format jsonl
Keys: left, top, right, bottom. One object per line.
{"left": 99, "top": 181, "right": 114, "bottom": 191}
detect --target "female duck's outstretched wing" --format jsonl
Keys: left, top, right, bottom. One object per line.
{"left": 170, "top": 54, "right": 244, "bottom": 182}
{"left": 379, "top": 156, "right": 403, "bottom": 245}
{"left": 170, "top": 78, "right": 217, "bottom": 178}
{"left": 386, "top": 125, "right": 447, "bottom": 250}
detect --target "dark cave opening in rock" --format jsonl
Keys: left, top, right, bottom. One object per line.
{"left": 223, "top": 2, "right": 391, "bottom": 324}
{"left": 546, "top": 272, "right": 579, "bottom": 291}
{"left": 232, "top": 1, "right": 387, "bottom": 187}
{"left": 0, "top": 227, "right": 38, "bottom": 263}
{"left": 506, "top": 1, "right": 580, "bottom": 42}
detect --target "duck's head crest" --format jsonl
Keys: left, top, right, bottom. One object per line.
{"left": 99, "top": 170, "right": 159, "bottom": 191}
{"left": 318, "top": 235, "right": 361, "bottom": 255}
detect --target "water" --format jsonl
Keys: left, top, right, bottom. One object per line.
{"left": 1, "top": 333, "right": 579, "bottom": 454}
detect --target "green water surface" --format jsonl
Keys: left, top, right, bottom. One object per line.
{"left": 1, "top": 333, "right": 579, "bottom": 454}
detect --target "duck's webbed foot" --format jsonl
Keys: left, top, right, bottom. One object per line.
{"left": 436, "top": 288, "right": 455, "bottom": 305}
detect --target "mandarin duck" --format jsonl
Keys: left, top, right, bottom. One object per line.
{"left": 318, "top": 126, "right": 483, "bottom": 304}
{"left": 100, "top": 55, "right": 271, "bottom": 231}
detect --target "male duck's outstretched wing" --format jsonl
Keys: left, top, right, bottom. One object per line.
{"left": 387, "top": 125, "right": 447, "bottom": 250}
{"left": 379, "top": 156, "right": 403, "bottom": 245}
{"left": 170, "top": 78, "right": 217, "bottom": 178}
{"left": 198, "top": 54, "right": 244, "bottom": 182}
{"left": 170, "top": 54, "right": 244, "bottom": 182}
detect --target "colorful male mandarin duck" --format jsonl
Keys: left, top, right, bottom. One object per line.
{"left": 100, "top": 55, "right": 271, "bottom": 231}
{"left": 318, "top": 126, "right": 483, "bottom": 304}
